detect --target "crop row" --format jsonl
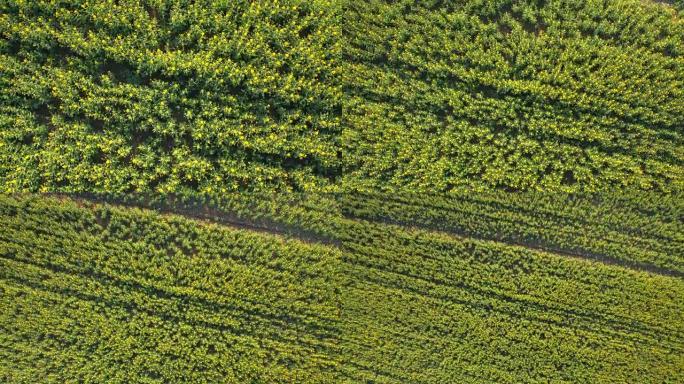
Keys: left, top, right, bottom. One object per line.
{"left": 0, "top": 195, "right": 343, "bottom": 383}
{"left": 165, "top": 190, "right": 684, "bottom": 381}
{"left": 342, "top": 0, "right": 684, "bottom": 193}
{"left": 2, "top": 193, "right": 683, "bottom": 382}
{"left": 337, "top": 190, "right": 684, "bottom": 275}
{"left": 332, "top": 208, "right": 684, "bottom": 383}
{"left": 0, "top": 0, "right": 342, "bottom": 194}
{"left": 141, "top": 188, "right": 684, "bottom": 276}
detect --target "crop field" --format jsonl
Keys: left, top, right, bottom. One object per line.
{"left": 334, "top": 192, "right": 684, "bottom": 383}
{"left": 0, "top": 195, "right": 343, "bottom": 383}
{"left": 1, "top": 193, "right": 682, "bottom": 383}
{"left": 0, "top": 0, "right": 342, "bottom": 193}
{"left": 1, "top": 0, "right": 683, "bottom": 383}
{"left": 342, "top": 0, "right": 684, "bottom": 193}
{"left": 338, "top": 190, "right": 684, "bottom": 276}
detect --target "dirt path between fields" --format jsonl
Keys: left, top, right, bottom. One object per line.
{"left": 353, "top": 215, "right": 684, "bottom": 279}
{"left": 46, "top": 193, "right": 683, "bottom": 278}
{"left": 51, "top": 193, "right": 341, "bottom": 248}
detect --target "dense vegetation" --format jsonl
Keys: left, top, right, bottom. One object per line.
{"left": 343, "top": 0, "right": 684, "bottom": 193}
{"left": 334, "top": 206, "right": 684, "bottom": 383}
{"left": 0, "top": 0, "right": 342, "bottom": 194}
{"left": 0, "top": 195, "right": 342, "bottom": 383}
{"left": 1, "top": 194, "right": 683, "bottom": 383}
{"left": 2, "top": 0, "right": 684, "bottom": 383}
{"left": 2, "top": 0, "right": 683, "bottom": 194}
{"left": 339, "top": 190, "right": 684, "bottom": 275}
{"left": 675, "top": 0, "right": 684, "bottom": 12}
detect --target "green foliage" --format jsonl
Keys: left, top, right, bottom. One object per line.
{"left": 2, "top": 193, "right": 683, "bottom": 383}
{"left": 342, "top": 0, "right": 684, "bottom": 193}
{"left": 334, "top": 211, "right": 684, "bottom": 383}
{"left": 0, "top": 0, "right": 342, "bottom": 194}
{"left": 200, "top": 190, "right": 684, "bottom": 382}
{"left": 338, "top": 189, "right": 684, "bottom": 275}
{"left": 3, "top": 0, "right": 682, "bottom": 195}
{"left": 673, "top": 0, "right": 684, "bottom": 11}
{"left": 0, "top": 194, "right": 343, "bottom": 383}
{"left": 2, "top": 0, "right": 684, "bottom": 382}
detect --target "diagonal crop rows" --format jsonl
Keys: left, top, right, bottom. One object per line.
{"left": 0, "top": 195, "right": 344, "bottom": 383}
{"left": 1, "top": 193, "right": 683, "bottom": 383}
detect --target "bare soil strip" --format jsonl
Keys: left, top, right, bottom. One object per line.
{"left": 48, "top": 193, "right": 341, "bottom": 248}
{"left": 349, "top": 214, "right": 684, "bottom": 279}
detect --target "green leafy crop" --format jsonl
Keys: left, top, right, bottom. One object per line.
{"left": 0, "top": 0, "right": 342, "bottom": 194}
{"left": 342, "top": 0, "right": 684, "bottom": 193}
